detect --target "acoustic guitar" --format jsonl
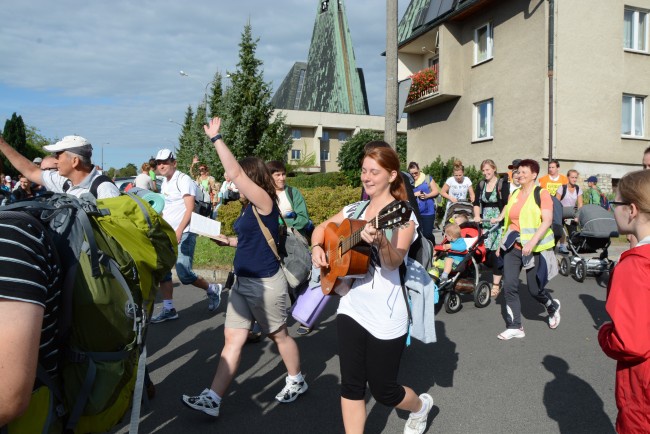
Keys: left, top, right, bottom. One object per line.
{"left": 320, "top": 200, "right": 412, "bottom": 295}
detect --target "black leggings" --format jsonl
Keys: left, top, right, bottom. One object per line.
{"left": 484, "top": 249, "right": 503, "bottom": 278}
{"left": 337, "top": 314, "right": 407, "bottom": 407}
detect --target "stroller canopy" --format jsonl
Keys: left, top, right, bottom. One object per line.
{"left": 579, "top": 205, "right": 619, "bottom": 238}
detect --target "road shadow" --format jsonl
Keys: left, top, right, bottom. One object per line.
{"left": 579, "top": 294, "right": 610, "bottom": 330}
{"left": 542, "top": 355, "right": 615, "bottom": 433}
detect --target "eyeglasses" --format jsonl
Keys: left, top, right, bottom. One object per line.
{"left": 199, "top": 168, "right": 207, "bottom": 172}
{"left": 610, "top": 201, "right": 630, "bottom": 209}
{"left": 155, "top": 159, "right": 171, "bottom": 165}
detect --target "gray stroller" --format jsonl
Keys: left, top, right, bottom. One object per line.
{"left": 558, "top": 204, "right": 619, "bottom": 282}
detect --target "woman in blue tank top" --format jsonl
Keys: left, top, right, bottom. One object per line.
{"left": 181, "top": 117, "right": 307, "bottom": 419}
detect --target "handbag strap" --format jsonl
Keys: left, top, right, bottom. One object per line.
{"left": 251, "top": 205, "right": 281, "bottom": 262}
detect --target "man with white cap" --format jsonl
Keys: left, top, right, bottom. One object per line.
{"left": 150, "top": 148, "right": 222, "bottom": 323}
{"left": 0, "top": 135, "right": 119, "bottom": 199}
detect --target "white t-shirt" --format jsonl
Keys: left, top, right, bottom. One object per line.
{"left": 337, "top": 202, "right": 419, "bottom": 340}
{"left": 160, "top": 171, "right": 196, "bottom": 232}
{"left": 135, "top": 173, "right": 154, "bottom": 190}
{"left": 41, "top": 168, "right": 120, "bottom": 199}
{"left": 445, "top": 176, "right": 473, "bottom": 209}
{"left": 277, "top": 190, "right": 292, "bottom": 215}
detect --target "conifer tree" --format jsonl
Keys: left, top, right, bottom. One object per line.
{"left": 1, "top": 113, "right": 29, "bottom": 177}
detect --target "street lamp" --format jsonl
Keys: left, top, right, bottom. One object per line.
{"left": 179, "top": 70, "right": 211, "bottom": 102}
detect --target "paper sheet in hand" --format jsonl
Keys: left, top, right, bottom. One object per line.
{"left": 189, "top": 212, "right": 221, "bottom": 239}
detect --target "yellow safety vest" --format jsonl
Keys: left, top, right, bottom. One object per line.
{"left": 502, "top": 188, "right": 555, "bottom": 252}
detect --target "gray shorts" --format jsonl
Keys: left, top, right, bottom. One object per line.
{"left": 225, "top": 268, "right": 289, "bottom": 334}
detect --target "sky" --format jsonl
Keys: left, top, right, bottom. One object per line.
{"left": 0, "top": 0, "right": 408, "bottom": 170}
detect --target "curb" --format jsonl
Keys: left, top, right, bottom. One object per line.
{"left": 171, "top": 268, "right": 231, "bottom": 284}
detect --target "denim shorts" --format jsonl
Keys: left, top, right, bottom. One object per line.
{"left": 161, "top": 231, "right": 198, "bottom": 284}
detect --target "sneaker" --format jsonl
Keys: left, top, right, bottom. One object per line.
{"left": 558, "top": 245, "right": 570, "bottom": 254}
{"left": 404, "top": 393, "right": 433, "bottom": 434}
{"left": 151, "top": 308, "right": 178, "bottom": 323}
{"left": 275, "top": 376, "right": 308, "bottom": 403}
{"left": 549, "top": 299, "right": 561, "bottom": 329}
{"left": 207, "top": 283, "right": 223, "bottom": 312}
{"left": 181, "top": 389, "right": 220, "bottom": 417}
{"left": 497, "top": 328, "right": 526, "bottom": 340}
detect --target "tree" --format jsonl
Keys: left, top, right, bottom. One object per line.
{"left": 337, "top": 130, "right": 383, "bottom": 186}
{"left": 218, "top": 23, "right": 291, "bottom": 163}
{"left": 1, "top": 113, "right": 30, "bottom": 177}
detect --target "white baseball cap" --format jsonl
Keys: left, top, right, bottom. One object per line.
{"left": 33, "top": 157, "right": 43, "bottom": 164}
{"left": 155, "top": 149, "right": 175, "bottom": 161}
{"left": 44, "top": 136, "right": 93, "bottom": 157}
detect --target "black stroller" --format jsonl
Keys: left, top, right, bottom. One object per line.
{"left": 558, "top": 204, "right": 619, "bottom": 282}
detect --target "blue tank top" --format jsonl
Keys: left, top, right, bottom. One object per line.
{"left": 233, "top": 204, "right": 281, "bottom": 278}
{"left": 413, "top": 175, "right": 436, "bottom": 216}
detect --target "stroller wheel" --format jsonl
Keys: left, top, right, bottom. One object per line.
{"left": 474, "top": 281, "right": 491, "bottom": 308}
{"left": 558, "top": 256, "right": 570, "bottom": 276}
{"left": 444, "top": 292, "right": 462, "bottom": 314}
{"left": 571, "top": 259, "right": 586, "bottom": 283}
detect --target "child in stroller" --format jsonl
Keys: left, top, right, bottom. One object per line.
{"left": 558, "top": 204, "right": 619, "bottom": 282}
{"left": 430, "top": 208, "right": 501, "bottom": 313}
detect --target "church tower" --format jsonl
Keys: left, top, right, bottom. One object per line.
{"left": 272, "top": 0, "right": 369, "bottom": 115}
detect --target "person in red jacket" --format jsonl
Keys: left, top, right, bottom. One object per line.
{"left": 598, "top": 169, "right": 650, "bottom": 433}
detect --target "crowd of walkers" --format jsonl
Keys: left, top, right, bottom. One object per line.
{"left": 1, "top": 127, "right": 649, "bottom": 433}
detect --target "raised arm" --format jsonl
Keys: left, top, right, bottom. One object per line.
{"left": 0, "top": 136, "right": 42, "bottom": 185}
{"left": 203, "top": 117, "right": 272, "bottom": 214}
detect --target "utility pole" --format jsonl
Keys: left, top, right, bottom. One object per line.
{"left": 384, "top": 0, "right": 398, "bottom": 149}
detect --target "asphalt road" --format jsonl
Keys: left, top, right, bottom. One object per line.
{"left": 112, "top": 250, "right": 623, "bottom": 434}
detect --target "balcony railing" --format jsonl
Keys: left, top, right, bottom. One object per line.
{"left": 406, "top": 65, "right": 439, "bottom": 104}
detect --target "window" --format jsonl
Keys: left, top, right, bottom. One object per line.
{"left": 622, "top": 94, "right": 645, "bottom": 137}
{"left": 337, "top": 131, "right": 350, "bottom": 142}
{"left": 321, "top": 131, "right": 330, "bottom": 141}
{"left": 624, "top": 8, "right": 648, "bottom": 52}
{"left": 474, "top": 99, "right": 494, "bottom": 140}
{"left": 320, "top": 149, "right": 330, "bottom": 161}
{"left": 291, "top": 149, "right": 301, "bottom": 160}
{"left": 474, "top": 22, "right": 493, "bottom": 64}
{"left": 291, "top": 129, "right": 301, "bottom": 139}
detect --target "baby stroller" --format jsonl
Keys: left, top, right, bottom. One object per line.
{"left": 557, "top": 204, "right": 619, "bottom": 282}
{"left": 441, "top": 200, "right": 474, "bottom": 228}
{"left": 432, "top": 218, "right": 502, "bottom": 313}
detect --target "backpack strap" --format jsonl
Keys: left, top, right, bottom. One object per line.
{"left": 286, "top": 185, "right": 294, "bottom": 203}
{"left": 559, "top": 185, "right": 566, "bottom": 200}
{"left": 89, "top": 174, "right": 115, "bottom": 199}
{"left": 533, "top": 186, "right": 542, "bottom": 208}
{"left": 351, "top": 200, "right": 370, "bottom": 219}
{"left": 398, "top": 261, "right": 413, "bottom": 347}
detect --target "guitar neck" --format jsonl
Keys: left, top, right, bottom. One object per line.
{"left": 339, "top": 218, "right": 378, "bottom": 256}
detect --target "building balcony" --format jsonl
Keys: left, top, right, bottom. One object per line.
{"left": 404, "top": 64, "right": 460, "bottom": 113}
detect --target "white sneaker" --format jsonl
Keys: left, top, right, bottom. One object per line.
{"left": 181, "top": 388, "right": 220, "bottom": 417}
{"left": 549, "top": 299, "right": 561, "bottom": 329}
{"left": 497, "top": 328, "right": 525, "bottom": 340}
{"left": 404, "top": 393, "right": 433, "bottom": 434}
{"left": 275, "top": 376, "right": 308, "bottom": 403}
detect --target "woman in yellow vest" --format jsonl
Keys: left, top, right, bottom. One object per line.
{"left": 495, "top": 159, "right": 561, "bottom": 340}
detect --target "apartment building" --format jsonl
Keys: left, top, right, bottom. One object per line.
{"left": 399, "top": 0, "right": 650, "bottom": 185}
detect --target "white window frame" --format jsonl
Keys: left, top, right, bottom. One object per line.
{"left": 624, "top": 8, "right": 649, "bottom": 52}
{"left": 622, "top": 94, "right": 645, "bottom": 138}
{"left": 291, "top": 149, "right": 301, "bottom": 160}
{"left": 473, "top": 22, "right": 493, "bottom": 65}
{"left": 474, "top": 99, "right": 494, "bottom": 141}
{"left": 291, "top": 129, "right": 301, "bottom": 140}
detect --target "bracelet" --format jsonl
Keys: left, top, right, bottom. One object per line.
{"left": 210, "top": 134, "right": 223, "bottom": 143}
{"left": 312, "top": 243, "right": 324, "bottom": 250}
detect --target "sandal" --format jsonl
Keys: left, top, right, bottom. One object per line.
{"left": 296, "top": 325, "right": 312, "bottom": 336}
{"left": 490, "top": 282, "right": 501, "bottom": 298}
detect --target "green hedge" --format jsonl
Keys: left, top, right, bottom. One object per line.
{"left": 286, "top": 172, "right": 350, "bottom": 189}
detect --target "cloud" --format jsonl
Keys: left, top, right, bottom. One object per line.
{"left": 0, "top": 0, "right": 405, "bottom": 168}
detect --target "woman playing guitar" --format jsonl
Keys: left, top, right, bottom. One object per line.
{"left": 310, "top": 142, "right": 433, "bottom": 434}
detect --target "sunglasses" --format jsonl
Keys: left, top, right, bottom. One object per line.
{"left": 199, "top": 168, "right": 207, "bottom": 172}
{"left": 610, "top": 201, "right": 630, "bottom": 209}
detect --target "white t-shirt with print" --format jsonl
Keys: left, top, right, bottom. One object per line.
{"left": 160, "top": 171, "right": 196, "bottom": 232}
{"left": 445, "top": 176, "right": 473, "bottom": 209}
{"left": 336, "top": 202, "right": 419, "bottom": 340}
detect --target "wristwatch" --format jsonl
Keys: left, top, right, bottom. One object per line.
{"left": 210, "top": 134, "right": 222, "bottom": 143}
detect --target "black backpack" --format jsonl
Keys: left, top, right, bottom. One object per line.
{"left": 534, "top": 186, "right": 563, "bottom": 242}
{"left": 558, "top": 184, "right": 580, "bottom": 200}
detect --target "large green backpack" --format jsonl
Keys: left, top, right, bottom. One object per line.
{"left": 3, "top": 192, "right": 177, "bottom": 434}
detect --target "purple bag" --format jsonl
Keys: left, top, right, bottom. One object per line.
{"left": 291, "top": 284, "right": 332, "bottom": 328}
